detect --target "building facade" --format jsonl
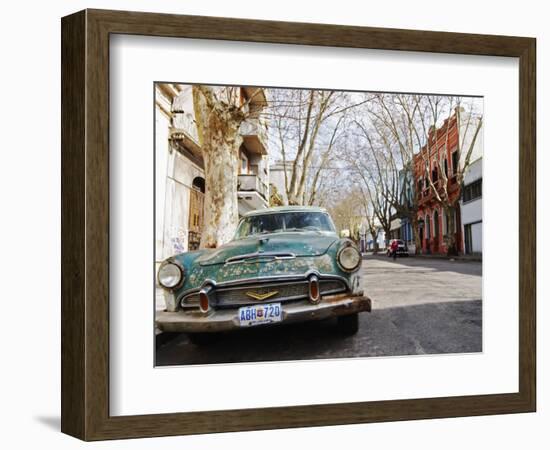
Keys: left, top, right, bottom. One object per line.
{"left": 412, "top": 108, "right": 483, "bottom": 255}
{"left": 389, "top": 217, "right": 414, "bottom": 249}
{"left": 365, "top": 225, "right": 387, "bottom": 252}
{"left": 269, "top": 159, "right": 294, "bottom": 205}
{"left": 389, "top": 165, "right": 416, "bottom": 253}
{"left": 460, "top": 157, "right": 483, "bottom": 255}
{"left": 155, "top": 84, "right": 270, "bottom": 267}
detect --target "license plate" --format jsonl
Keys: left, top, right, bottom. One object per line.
{"left": 238, "top": 303, "right": 282, "bottom": 327}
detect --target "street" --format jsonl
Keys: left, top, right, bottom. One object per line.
{"left": 155, "top": 255, "right": 482, "bottom": 366}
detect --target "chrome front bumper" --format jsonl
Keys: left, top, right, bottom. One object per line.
{"left": 155, "top": 293, "right": 371, "bottom": 333}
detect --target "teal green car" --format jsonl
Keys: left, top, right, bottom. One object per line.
{"left": 155, "top": 206, "right": 371, "bottom": 341}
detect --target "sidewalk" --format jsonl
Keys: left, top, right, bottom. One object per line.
{"left": 414, "top": 253, "right": 482, "bottom": 262}
{"left": 362, "top": 251, "right": 482, "bottom": 262}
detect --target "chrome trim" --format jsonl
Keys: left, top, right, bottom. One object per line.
{"left": 157, "top": 293, "right": 372, "bottom": 333}
{"left": 177, "top": 270, "right": 352, "bottom": 303}
{"left": 224, "top": 252, "right": 296, "bottom": 265}
{"left": 198, "top": 285, "right": 213, "bottom": 313}
{"left": 177, "top": 270, "right": 353, "bottom": 309}
{"left": 336, "top": 243, "right": 361, "bottom": 273}
{"left": 308, "top": 274, "right": 321, "bottom": 304}
{"left": 157, "top": 258, "right": 185, "bottom": 290}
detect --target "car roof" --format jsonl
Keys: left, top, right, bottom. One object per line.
{"left": 242, "top": 205, "right": 329, "bottom": 218}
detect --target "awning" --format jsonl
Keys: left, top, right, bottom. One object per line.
{"left": 390, "top": 218, "right": 402, "bottom": 231}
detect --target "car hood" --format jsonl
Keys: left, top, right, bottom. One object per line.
{"left": 196, "top": 232, "right": 339, "bottom": 266}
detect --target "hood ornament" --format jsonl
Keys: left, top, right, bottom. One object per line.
{"left": 245, "top": 290, "right": 279, "bottom": 301}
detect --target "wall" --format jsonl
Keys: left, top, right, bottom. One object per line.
{"left": 156, "top": 97, "right": 205, "bottom": 261}
{"left": 461, "top": 198, "right": 482, "bottom": 228}
{"left": 164, "top": 149, "right": 204, "bottom": 255}
{"left": 461, "top": 158, "right": 483, "bottom": 253}
{"left": 155, "top": 101, "right": 170, "bottom": 260}
{"left": 468, "top": 222, "right": 483, "bottom": 253}
{"left": 269, "top": 160, "right": 292, "bottom": 204}
{"left": 0, "top": 1, "right": 547, "bottom": 450}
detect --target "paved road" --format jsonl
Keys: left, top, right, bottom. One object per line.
{"left": 156, "top": 255, "right": 482, "bottom": 366}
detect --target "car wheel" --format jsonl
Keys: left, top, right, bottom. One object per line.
{"left": 337, "top": 313, "right": 359, "bottom": 335}
{"left": 188, "top": 332, "right": 219, "bottom": 345}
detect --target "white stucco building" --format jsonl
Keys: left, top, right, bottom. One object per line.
{"left": 155, "top": 84, "right": 270, "bottom": 267}
{"left": 460, "top": 157, "right": 483, "bottom": 255}
{"left": 269, "top": 159, "right": 295, "bottom": 205}
{"left": 365, "top": 226, "right": 387, "bottom": 252}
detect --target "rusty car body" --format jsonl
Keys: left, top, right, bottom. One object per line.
{"left": 156, "top": 206, "right": 371, "bottom": 342}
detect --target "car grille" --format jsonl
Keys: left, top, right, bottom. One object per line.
{"left": 180, "top": 279, "right": 347, "bottom": 309}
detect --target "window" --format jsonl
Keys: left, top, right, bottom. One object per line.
{"left": 234, "top": 211, "right": 336, "bottom": 239}
{"left": 425, "top": 215, "right": 431, "bottom": 239}
{"left": 445, "top": 209, "right": 456, "bottom": 235}
{"left": 433, "top": 210, "right": 439, "bottom": 237}
{"left": 192, "top": 176, "right": 205, "bottom": 193}
{"left": 432, "top": 165, "right": 438, "bottom": 182}
{"left": 463, "top": 179, "right": 482, "bottom": 202}
{"left": 451, "top": 151, "right": 459, "bottom": 175}
{"left": 240, "top": 151, "right": 248, "bottom": 174}
{"left": 444, "top": 158, "right": 449, "bottom": 177}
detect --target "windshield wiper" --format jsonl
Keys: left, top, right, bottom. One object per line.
{"left": 249, "top": 229, "right": 282, "bottom": 237}
{"left": 285, "top": 227, "right": 323, "bottom": 234}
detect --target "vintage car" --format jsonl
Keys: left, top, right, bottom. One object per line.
{"left": 156, "top": 206, "right": 371, "bottom": 343}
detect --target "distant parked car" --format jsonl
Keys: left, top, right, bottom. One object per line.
{"left": 386, "top": 239, "right": 409, "bottom": 257}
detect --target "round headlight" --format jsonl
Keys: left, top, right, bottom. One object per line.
{"left": 158, "top": 262, "right": 183, "bottom": 289}
{"left": 337, "top": 245, "right": 361, "bottom": 272}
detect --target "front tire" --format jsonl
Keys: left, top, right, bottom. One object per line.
{"left": 337, "top": 313, "right": 359, "bottom": 335}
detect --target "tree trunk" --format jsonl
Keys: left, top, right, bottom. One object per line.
{"left": 193, "top": 86, "right": 244, "bottom": 249}
{"left": 383, "top": 226, "right": 391, "bottom": 249}
{"left": 411, "top": 215, "right": 422, "bottom": 255}
{"left": 443, "top": 205, "right": 459, "bottom": 256}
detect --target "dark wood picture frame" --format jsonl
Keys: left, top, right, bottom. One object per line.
{"left": 61, "top": 9, "right": 536, "bottom": 441}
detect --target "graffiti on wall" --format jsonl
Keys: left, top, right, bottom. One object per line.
{"left": 169, "top": 226, "right": 187, "bottom": 254}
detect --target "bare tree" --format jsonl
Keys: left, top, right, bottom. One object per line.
{"left": 357, "top": 186, "right": 380, "bottom": 253}
{"left": 357, "top": 94, "right": 423, "bottom": 252}
{"left": 327, "top": 187, "right": 364, "bottom": 241}
{"left": 345, "top": 94, "right": 482, "bottom": 254}
{"left": 307, "top": 115, "right": 345, "bottom": 206}
{"left": 187, "top": 85, "right": 481, "bottom": 256}
{"left": 343, "top": 116, "right": 394, "bottom": 248}
{"left": 268, "top": 89, "right": 370, "bottom": 205}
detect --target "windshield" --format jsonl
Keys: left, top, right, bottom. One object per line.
{"left": 234, "top": 211, "right": 336, "bottom": 239}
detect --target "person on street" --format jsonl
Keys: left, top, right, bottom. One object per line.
{"left": 391, "top": 239, "right": 398, "bottom": 260}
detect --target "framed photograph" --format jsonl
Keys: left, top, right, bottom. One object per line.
{"left": 61, "top": 9, "right": 536, "bottom": 441}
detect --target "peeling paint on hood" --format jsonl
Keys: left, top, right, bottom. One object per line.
{"left": 196, "top": 232, "right": 339, "bottom": 266}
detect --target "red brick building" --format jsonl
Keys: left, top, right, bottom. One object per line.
{"left": 413, "top": 112, "right": 463, "bottom": 255}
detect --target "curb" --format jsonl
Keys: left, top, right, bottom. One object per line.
{"left": 362, "top": 253, "right": 481, "bottom": 262}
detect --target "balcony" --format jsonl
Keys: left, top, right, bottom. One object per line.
{"left": 240, "top": 118, "right": 268, "bottom": 156}
{"left": 242, "top": 87, "right": 267, "bottom": 107}
{"left": 237, "top": 174, "right": 269, "bottom": 213}
{"left": 418, "top": 180, "right": 442, "bottom": 205}
{"left": 169, "top": 112, "right": 202, "bottom": 161}
{"left": 238, "top": 174, "right": 268, "bottom": 199}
